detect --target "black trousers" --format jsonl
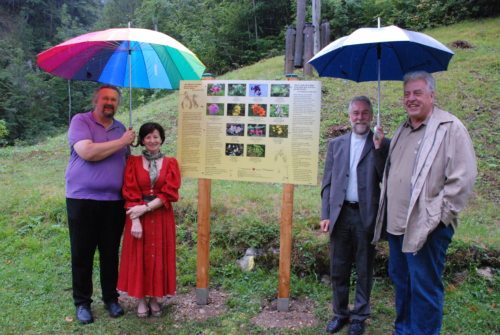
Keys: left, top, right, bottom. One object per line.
{"left": 66, "top": 198, "right": 125, "bottom": 306}
{"left": 330, "top": 205, "right": 375, "bottom": 321}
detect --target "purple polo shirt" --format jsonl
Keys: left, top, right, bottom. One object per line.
{"left": 65, "top": 111, "right": 128, "bottom": 201}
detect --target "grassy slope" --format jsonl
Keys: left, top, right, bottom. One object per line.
{"left": 0, "top": 18, "right": 498, "bottom": 334}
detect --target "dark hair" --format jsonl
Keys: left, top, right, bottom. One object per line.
{"left": 134, "top": 122, "right": 165, "bottom": 147}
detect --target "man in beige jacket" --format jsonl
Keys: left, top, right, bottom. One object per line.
{"left": 372, "top": 71, "right": 477, "bottom": 335}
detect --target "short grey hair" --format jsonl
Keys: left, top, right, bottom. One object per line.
{"left": 403, "top": 71, "right": 436, "bottom": 92}
{"left": 93, "top": 85, "right": 122, "bottom": 102}
{"left": 348, "top": 96, "right": 373, "bottom": 114}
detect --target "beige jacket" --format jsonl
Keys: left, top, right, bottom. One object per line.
{"left": 372, "top": 107, "right": 477, "bottom": 253}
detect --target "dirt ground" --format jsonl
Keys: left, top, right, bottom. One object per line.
{"left": 119, "top": 289, "right": 319, "bottom": 330}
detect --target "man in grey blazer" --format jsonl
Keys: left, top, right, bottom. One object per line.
{"left": 320, "top": 96, "right": 389, "bottom": 335}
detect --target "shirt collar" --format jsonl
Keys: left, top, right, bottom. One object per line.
{"left": 351, "top": 131, "right": 369, "bottom": 141}
{"left": 89, "top": 111, "right": 117, "bottom": 130}
{"left": 403, "top": 114, "right": 431, "bottom": 131}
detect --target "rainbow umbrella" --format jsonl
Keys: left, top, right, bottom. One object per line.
{"left": 37, "top": 27, "right": 206, "bottom": 126}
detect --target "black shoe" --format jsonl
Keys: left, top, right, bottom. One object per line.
{"left": 76, "top": 304, "right": 94, "bottom": 324}
{"left": 348, "top": 320, "right": 365, "bottom": 335}
{"left": 326, "top": 317, "right": 349, "bottom": 333}
{"left": 105, "top": 301, "right": 124, "bottom": 318}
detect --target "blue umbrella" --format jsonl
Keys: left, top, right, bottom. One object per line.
{"left": 309, "top": 23, "right": 454, "bottom": 126}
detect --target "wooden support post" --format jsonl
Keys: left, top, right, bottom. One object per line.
{"left": 278, "top": 183, "right": 295, "bottom": 312}
{"left": 312, "top": 0, "right": 321, "bottom": 54}
{"left": 196, "top": 178, "right": 211, "bottom": 304}
{"left": 320, "top": 20, "right": 331, "bottom": 49}
{"left": 294, "top": 0, "right": 306, "bottom": 68}
{"left": 196, "top": 72, "right": 214, "bottom": 305}
{"left": 303, "top": 23, "right": 315, "bottom": 77}
{"left": 278, "top": 73, "right": 298, "bottom": 312}
{"left": 284, "top": 25, "right": 296, "bottom": 75}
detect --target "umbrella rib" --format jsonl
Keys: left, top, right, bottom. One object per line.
{"left": 355, "top": 44, "right": 376, "bottom": 82}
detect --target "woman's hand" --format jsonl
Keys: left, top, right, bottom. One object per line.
{"left": 131, "top": 218, "right": 143, "bottom": 239}
{"left": 126, "top": 204, "right": 149, "bottom": 219}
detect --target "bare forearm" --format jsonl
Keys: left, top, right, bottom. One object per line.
{"left": 146, "top": 198, "right": 164, "bottom": 211}
{"left": 74, "top": 139, "right": 128, "bottom": 161}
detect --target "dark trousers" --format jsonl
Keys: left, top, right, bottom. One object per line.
{"left": 66, "top": 198, "right": 125, "bottom": 306}
{"left": 388, "top": 223, "right": 454, "bottom": 335}
{"left": 330, "top": 205, "right": 375, "bottom": 321}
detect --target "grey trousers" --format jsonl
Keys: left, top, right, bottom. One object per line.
{"left": 329, "top": 205, "right": 375, "bottom": 321}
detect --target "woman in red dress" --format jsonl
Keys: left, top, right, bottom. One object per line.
{"left": 117, "top": 122, "right": 181, "bottom": 317}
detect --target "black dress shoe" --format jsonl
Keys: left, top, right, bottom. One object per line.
{"left": 105, "top": 301, "right": 124, "bottom": 318}
{"left": 348, "top": 320, "right": 365, "bottom": 335}
{"left": 76, "top": 304, "right": 94, "bottom": 324}
{"left": 326, "top": 317, "right": 349, "bottom": 333}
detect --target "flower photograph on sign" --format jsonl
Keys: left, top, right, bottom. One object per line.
{"left": 226, "top": 123, "right": 245, "bottom": 136}
{"left": 250, "top": 104, "right": 267, "bottom": 117}
{"left": 270, "top": 84, "right": 290, "bottom": 97}
{"left": 269, "top": 125, "right": 288, "bottom": 138}
{"left": 249, "top": 83, "right": 268, "bottom": 97}
{"left": 228, "top": 83, "right": 246, "bottom": 96}
{"left": 247, "top": 144, "right": 265, "bottom": 157}
{"left": 207, "top": 103, "right": 224, "bottom": 116}
{"left": 227, "top": 103, "right": 245, "bottom": 116}
{"left": 270, "top": 104, "right": 289, "bottom": 118}
{"left": 225, "top": 143, "right": 244, "bottom": 156}
{"left": 247, "top": 124, "right": 266, "bottom": 137}
{"left": 207, "top": 83, "right": 225, "bottom": 96}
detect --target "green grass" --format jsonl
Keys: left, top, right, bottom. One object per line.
{"left": 0, "top": 17, "right": 498, "bottom": 334}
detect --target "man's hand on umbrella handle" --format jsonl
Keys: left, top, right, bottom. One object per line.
{"left": 121, "top": 128, "right": 136, "bottom": 146}
{"left": 373, "top": 125, "right": 385, "bottom": 149}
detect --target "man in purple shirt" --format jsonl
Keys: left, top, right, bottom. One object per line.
{"left": 65, "top": 85, "right": 136, "bottom": 324}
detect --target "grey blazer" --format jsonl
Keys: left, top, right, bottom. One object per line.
{"left": 321, "top": 131, "right": 389, "bottom": 234}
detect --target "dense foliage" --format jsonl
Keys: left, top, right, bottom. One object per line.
{"left": 322, "top": 0, "right": 499, "bottom": 38}
{"left": 0, "top": 0, "right": 498, "bottom": 145}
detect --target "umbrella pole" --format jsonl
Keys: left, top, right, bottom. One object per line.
{"left": 377, "top": 17, "right": 381, "bottom": 127}
{"left": 68, "top": 80, "right": 72, "bottom": 126}
{"left": 128, "top": 22, "right": 132, "bottom": 128}
{"left": 129, "top": 48, "right": 132, "bottom": 128}
{"left": 377, "top": 58, "right": 381, "bottom": 127}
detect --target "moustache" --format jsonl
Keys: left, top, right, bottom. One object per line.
{"left": 103, "top": 104, "right": 115, "bottom": 111}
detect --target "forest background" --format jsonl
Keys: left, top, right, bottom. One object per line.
{"left": 0, "top": 0, "right": 498, "bottom": 145}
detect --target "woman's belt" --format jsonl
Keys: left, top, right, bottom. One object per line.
{"left": 143, "top": 195, "right": 157, "bottom": 202}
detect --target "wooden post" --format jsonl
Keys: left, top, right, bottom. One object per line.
{"left": 278, "top": 183, "right": 295, "bottom": 311}
{"left": 320, "top": 20, "right": 331, "bottom": 49}
{"left": 196, "top": 178, "right": 211, "bottom": 304}
{"left": 284, "top": 25, "right": 296, "bottom": 75}
{"left": 312, "top": 0, "right": 321, "bottom": 54}
{"left": 277, "top": 74, "right": 298, "bottom": 312}
{"left": 293, "top": 0, "right": 306, "bottom": 68}
{"left": 303, "top": 23, "right": 315, "bottom": 77}
{"left": 196, "top": 73, "right": 214, "bottom": 305}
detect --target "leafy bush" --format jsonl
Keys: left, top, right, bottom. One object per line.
{"left": 323, "top": 0, "right": 500, "bottom": 38}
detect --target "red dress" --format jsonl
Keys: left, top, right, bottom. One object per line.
{"left": 117, "top": 155, "right": 181, "bottom": 298}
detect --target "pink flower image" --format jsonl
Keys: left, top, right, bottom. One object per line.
{"left": 208, "top": 103, "right": 219, "bottom": 114}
